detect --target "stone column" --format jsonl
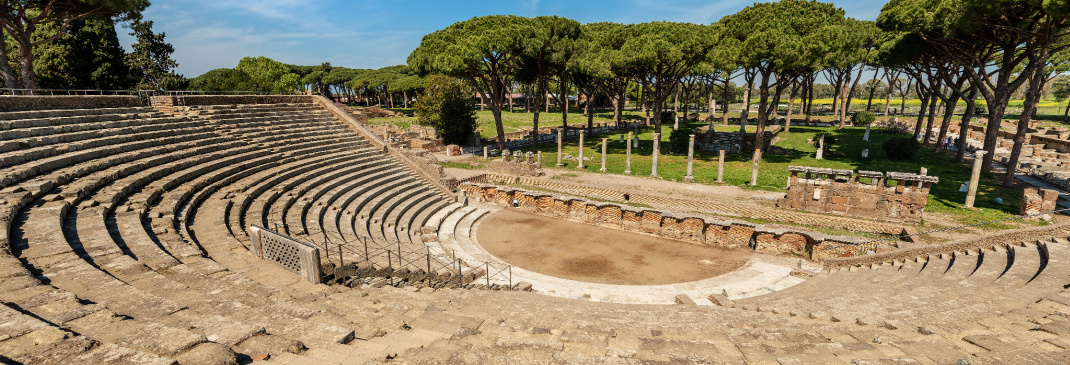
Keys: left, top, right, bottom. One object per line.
{"left": 650, "top": 133, "right": 660, "bottom": 178}
{"left": 684, "top": 134, "right": 695, "bottom": 182}
{"left": 556, "top": 128, "right": 564, "bottom": 167}
{"left": 537, "top": 151, "right": 542, "bottom": 165}
{"left": 717, "top": 149, "right": 725, "bottom": 182}
{"left": 483, "top": 146, "right": 488, "bottom": 159}
{"left": 600, "top": 138, "right": 608, "bottom": 172}
{"left": 965, "top": 150, "right": 987, "bottom": 208}
{"left": 577, "top": 132, "right": 586, "bottom": 169}
{"left": 863, "top": 124, "right": 871, "bottom": 142}
{"left": 816, "top": 134, "right": 825, "bottom": 160}
{"left": 625, "top": 132, "right": 633, "bottom": 175}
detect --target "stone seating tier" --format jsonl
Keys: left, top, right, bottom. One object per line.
{"left": 2, "top": 98, "right": 1068, "bottom": 363}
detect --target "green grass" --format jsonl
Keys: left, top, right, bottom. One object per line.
{"left": 515, "top": 122, "right": 1029, "bottom": 226}
{"left": 373, "top": 107, "right": 1036, "bottom": 227}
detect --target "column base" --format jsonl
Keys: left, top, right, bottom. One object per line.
{"left": 556, "top": 164, "right": 564, "bottom": 167}
{"left": 600, "top": 168, "right": 608, "bottom": 172}
{"left": 624, "top": 170, "right": 632, "bottom": 175}
{"left": 684, "top": 176, "right": 694, "bottom": 183}
{"left": 649, "top": 174, "right": 660, "bottom": 178}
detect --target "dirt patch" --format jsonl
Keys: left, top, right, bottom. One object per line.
{"left": 476, "top": 209, "right": 751, "bottom": 285}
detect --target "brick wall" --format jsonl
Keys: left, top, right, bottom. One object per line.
{"left": 0, "top": 95, "right": 142, "bottom": 111}
{"left": 457, "top": 172, "right": 905, "bottom": 235}
{"left": 461, "top": 182, "right": 862, "bottom": 259}
{"left": 776, "top": 166, "right": 937, "bottom": 223}
{"left": 150, "top": 95, "right": 314, "bottom": 107}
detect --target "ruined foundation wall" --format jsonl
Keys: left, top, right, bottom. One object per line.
{"left": 777, "top": 166, "right": 938, "bottom": 223}
{"left": 460, "top": 182, "right": 865, "bottom": 259}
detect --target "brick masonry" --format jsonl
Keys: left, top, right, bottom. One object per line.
{"left": 455, "top": 173, "right": 907, "bottom": 236}
{"left": 0, "top": 95, "right": 142, "bottom": 111}
{"left": 459, "top": 182, "right": 865, "bottom": 259}
{"left": 776, "top": 166, "right": 938, "bottom": 223}
{"left": 1020, "top": 187, "right": 1059, "bottom": 219}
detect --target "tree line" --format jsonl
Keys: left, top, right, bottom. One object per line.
{"left": 1, "top": 0, "right": 183, "bottom": 91}
{"left": 407, "top": 0, "right": 1070, "bottom": 187}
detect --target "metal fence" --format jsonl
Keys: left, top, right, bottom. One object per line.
{"left": 300, "top": 226, "right": 514, "bottom": 288}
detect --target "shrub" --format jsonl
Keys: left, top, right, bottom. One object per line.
{"left": 811, "top": 131, "right": 837, "bottom": 151}
{"left": 883, "top": 137, "right": 920, "bottom": 161}
{"left": 660, "top": 111, "right": 676, "bottom": 124}
{"left": 414, "top": 75, "right": 477, "bottom": 145}
{"left": 667, "top": 128, "right": 694, "bottom": 155}
{"left": 852, "top": 111, "right": 876, "bottom": 126}
{"left": 688, "top": 112, "right": 700, "bottom": 120}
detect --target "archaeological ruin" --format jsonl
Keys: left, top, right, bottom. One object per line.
{"left": 0, "top": 94, "right": 1068, "bottom": 365}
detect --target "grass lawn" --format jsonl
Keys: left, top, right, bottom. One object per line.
{"left": 510, "top": 121, "right": 1028, "bottom": 226}
{"left": 374, "top": 107, "right": 1033, "bottom": 227}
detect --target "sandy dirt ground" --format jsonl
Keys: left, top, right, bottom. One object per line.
{"left": 476, "top": 209, "right": 751, "bottom": 285}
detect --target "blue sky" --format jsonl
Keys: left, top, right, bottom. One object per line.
{"left": 117, "top": 0, "right": 888, "bottom": 78}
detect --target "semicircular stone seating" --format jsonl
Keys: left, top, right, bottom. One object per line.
{"left": 2, "top": 95, "right": 1070, "bottom": 364}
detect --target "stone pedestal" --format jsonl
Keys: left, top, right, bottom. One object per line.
{"left": 625, "top": 132, "right": 633, "bottom": 175}
{"left": 684, "top": 134, "right": 695, "bottom": 182}
{"left": 483, "top": 146, "right": 488, "bottom": 159}
{"left": 717, "top": 150, "right": 725, "bottom": 182}
{"left": 816, "top": 135, "right": 825, "bottom": 160}
{"left": 577, "top": 132, "right": 586, "bottom": 169}
{"left": 600, "top": 138, "right": 608, "bottom": 172}
{"left": 556, "top": 128, "right": 564, "bottom": 167}
{"left": 964, "top": 150, "right": 986, "bottom": 208}
{"left": 650, "top": 133, "right": 661, "bottom": 178}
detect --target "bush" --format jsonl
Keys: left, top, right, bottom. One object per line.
{"left": 883, "top": 137, "right": 920, "bottom": 161}
{"left": 660, "top": 111, "right": 676, "bottom": 124}
{"left": 688, "top": 112, "right": 700, "bottom": 120}
{"left": 414, "top": 75, "right": 477, "bottom": 145}
{"left": 851, "top": 111, "right": 876, "bottom": 126}
{"left": 667, "top": 128, "right": 694, "bottom": 155}
{"left": 811, "top": 132, "right": 837, "bottom": 151}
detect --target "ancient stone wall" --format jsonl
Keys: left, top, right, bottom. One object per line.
{"left": 697, "top": 130, "right": 774, "bottom": 153}
{"left": 1021, "top": 187, "right": 1060, "bottom": 219}
{"left": 459, "top": 182, "right": 864, "bottom": 259}
{"left": 151, "top": 95, "right": 313, "bottom": 107}
{"left": 371, "top": 124, "right": 446, "bottom": 152}
{"left": 1030, "top": 135, "right": 1070, "bottom": 154}
{"left": 486, "top": 151, "right": 543, "bottom": 177}
{"left": 776, "top": 166, "right": 938, "bottom": 223}
{"left": 0, "top": 95, "right": 142, "bottom": 111}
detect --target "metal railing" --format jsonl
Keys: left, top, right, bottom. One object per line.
{"left": 820, "top": 207, "right": 1070, "bottom": 253}
{"left": 278, "top": 223, "right": 514, "bottom": 288}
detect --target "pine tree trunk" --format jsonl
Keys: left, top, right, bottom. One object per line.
{"left": 785, "top": 83, "right": 798, "bottom": 133}
{"left": 956, "top": 86, "right": 978, "bottom": 163}
{"left": 913, "top": 93, "right": 930, "bottom": 140}
{"left": 1004, "top": 64, "right": 1047, "bottom": 186}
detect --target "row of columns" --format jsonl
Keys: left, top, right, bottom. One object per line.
{"left": 545, "top": 129, "right": 726, "bottom": 183}
{"left": 483, "top": 128, "right": 984, "bottom": 210}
